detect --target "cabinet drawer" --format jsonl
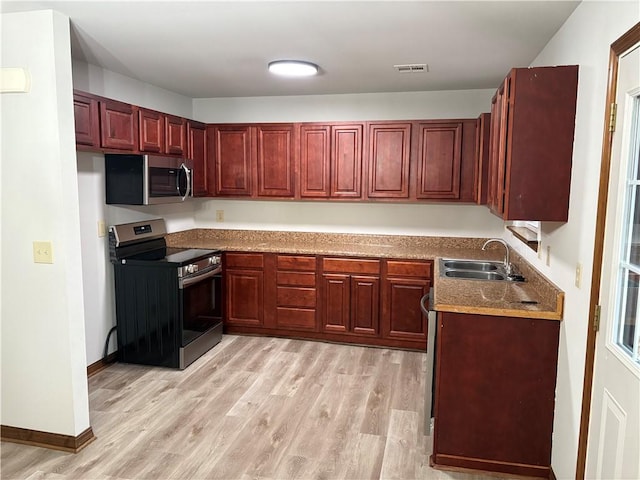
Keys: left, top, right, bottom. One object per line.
{"left": 277, "top": 255, "right": 316, "bottom": 271}
{"left": 386, "top": 260, "right": 432, "bottom": 278}
{"left": 225, "top": 253, "right": 264, "bottom": 269}
{"left": 277, "top": 286, "right": 316, "bottom": 308}
{"left": 277, "top": 271, "right": 316, "bottom": 287}
{"left": 276, "top": 307, "right": 316, "bottom": 331}
{"left": 322, "top": 258, "right": 380, "bottom": 274}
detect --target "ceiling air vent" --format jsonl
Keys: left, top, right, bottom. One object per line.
{"left": 393, "top": 64, "right": 429, "bottom": 73}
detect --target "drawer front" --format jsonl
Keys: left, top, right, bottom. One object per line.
{"left": 386, "top": 260, "right": 432, "bottom": 278}
{"left": 277, "top": 255, "right": 316, "bottom": 271}
{"left": 225, "top": 253, "right": 264, "bottom": 269}
{"left": 276, "top": 307, "right": 316, "bottom": 331}
{"left": 277, "top": 286, "right": 316, "bottom": 308}
{"left": 322, "top": 257, "right": 381, "bottom": 275}
{"left": 277, "top": 271, "right": 316, "bottom": 287}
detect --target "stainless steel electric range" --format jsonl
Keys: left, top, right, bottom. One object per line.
{"left": 109, "top": 219, "right": 222, "bottom": 369}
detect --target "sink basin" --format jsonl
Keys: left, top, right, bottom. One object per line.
{"left": 443, "top": 260, "right": 501, "bottom": 271}
{"left": 439, "top": 258, "right": 524, "bottom": 282}
{"left": 444, "top": 270, "right": 507, "bottom": 281}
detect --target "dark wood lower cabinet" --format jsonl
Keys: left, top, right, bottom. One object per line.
{"left": 431, "top": 312, "right": 560, "bottom": 478}
{"left": 223, "top": 253, "right": 429, "bottom": 350}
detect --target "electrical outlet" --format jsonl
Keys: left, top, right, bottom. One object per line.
{"left": 216, "top": 210, "right": 224, "bottom": 222}
{"left": 546, "top": 245, "right": 551, "bottom": 267}
{"left": 33, "top": 241, "right": 53, "bottom": 264}
{"left": 575, "top": 262, "right": 582, "bottom": 288}
{"left": 98, "top": 220, "right": 106, "bottom": 238}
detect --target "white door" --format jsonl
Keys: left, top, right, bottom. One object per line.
{"left": 586, "top": 43, "right": 640, "bottom": 479}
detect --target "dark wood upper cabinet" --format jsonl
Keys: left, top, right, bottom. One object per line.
{"left": 488, "top": 65, "right": 578, "bottom": 221}
{"left": 367, "top": 122, "right": 411, "bottom": 199}
{"left": 209, "top": 124, "right": 253, "bottom": 196}
{"left": 138, "top": 108, "right": 164, "bottom": 153}
{"left": 73, "top": 92, "right": 100, "bottom": 148}
{"left": 332, "top": 125, "right": 363, "bottom": 198}
{"left": 99, "top": 98, "right": 138, "bottom": 151}
{"left": 415, "top": 121, "right": 463, "bottom": 199}
{"left": 165, "top": 114, "right": 187, "bottom": 156}
{"left": 300, "top": 125, "right": 331, "bottom": 198}
{"left": 188, "top": 121, "right": 208, "bottom": 196}
{"left": 475, "top": 113, "right": 491, "bottom": 205}
{"left": 255, "top": 124, "right": 295, "bottom": 197}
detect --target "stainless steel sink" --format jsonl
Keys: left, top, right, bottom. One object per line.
{"left": 444, "top": 270, "right": 507, "bottom": 281}
{"left": 439, "top": 258, "right": 524, "bottom": 282}
{"left": 443, "top": 260, "right": 500, "bottom": 272}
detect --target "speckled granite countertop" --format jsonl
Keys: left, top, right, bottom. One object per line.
{"left": 167, "top": 229, "right": 564, "bottom": 321}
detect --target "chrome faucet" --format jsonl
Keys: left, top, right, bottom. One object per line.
{"left": 482, "top": 238, "right": 512, "bottom": 275}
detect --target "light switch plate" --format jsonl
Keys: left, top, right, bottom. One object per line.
{"left": 98, "top": 220, "right": 106, "bottom": 238}
{"left": 216, "top": 210, "right": 224, "bottom": 222}
{"left": 33, "top": 241, "right": 53, "bottom": 264}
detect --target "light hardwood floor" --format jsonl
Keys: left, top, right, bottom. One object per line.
{"left": 1, "top": 335, "right": 509, "bottom": 480}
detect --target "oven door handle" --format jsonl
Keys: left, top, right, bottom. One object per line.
{"left": 179, "top": 266, "right": 221, "bottom": 289}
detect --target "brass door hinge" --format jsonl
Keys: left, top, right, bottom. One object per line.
{"left": 609, "top": 103, "right": 617, "bottom": 133}
{"left": 594, "top": 304, "right": 601, "bottom": 332}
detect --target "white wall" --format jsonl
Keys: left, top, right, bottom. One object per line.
{"left": 193, "top": 88, "right": 505, "bottom": 236}
{"left": 73, "top": 60, "right": 193, "bottom": 118}
{"left": 1, "top": 10, "right": 90, "bottom": 436}
{"left": 506, "top": 2, "right": 640, "bottom": 478}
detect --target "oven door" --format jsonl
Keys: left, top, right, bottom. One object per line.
{"left": 178, "top": 266, "right": 223, "bottom": 369}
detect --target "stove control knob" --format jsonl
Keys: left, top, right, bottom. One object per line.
{"left": 186, "top": 264, "right": 198, "bottom": 274}
{"left": 210, "top": 256, "right": 220, "bottom": 266}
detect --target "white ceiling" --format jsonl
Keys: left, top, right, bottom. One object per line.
{"left": 1, "top": 0, "right": 581, "bottom": 98}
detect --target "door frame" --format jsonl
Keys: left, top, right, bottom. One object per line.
{"left": 576, "top": 21, "right": 640, "bottom": 479}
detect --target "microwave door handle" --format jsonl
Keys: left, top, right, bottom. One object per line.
{"left": 178, "top": 163, "right": 191, "bottom": 201}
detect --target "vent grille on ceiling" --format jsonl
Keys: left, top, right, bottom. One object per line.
{"left": 393, "top": 64, "right": 429, "bottom": 73}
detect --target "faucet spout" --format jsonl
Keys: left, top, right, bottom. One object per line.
{"left": 482, "top": 238, "right": 512, "bottom": 275}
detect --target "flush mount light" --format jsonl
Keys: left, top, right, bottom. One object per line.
{"left": 268, "top": 60, "right": 319, "bottom": 77}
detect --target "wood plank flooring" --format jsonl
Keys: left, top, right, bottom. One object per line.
{"left": 1, "top": 335, "right": 508, "bottom": 480}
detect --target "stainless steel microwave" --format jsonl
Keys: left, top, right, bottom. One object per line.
{"left": 105, "top": 154, "right": 193, "bottom": 205}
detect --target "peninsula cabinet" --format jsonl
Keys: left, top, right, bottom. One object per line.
{"left": 224, "top": 253, "right": 265, "bottom": 327}
{"left": 321, "top": 257, "right": 381, "bottom": 336}
{"left": 431, "top": 312, "right": 560, "bottom": 478}
{"left": 299, "top": 123, "right": 363, "bottom": 198}
{"left": 381, "top": 260, "right": 431, "bottom": 345}
{"left": 487, "top": 65, "right": 578, "bottom": 221}
{"left": 187, "top": 120, "right": 208, "bottom": 196}
{"left": 367, "top": 122, "right": 412, "bottom": 199}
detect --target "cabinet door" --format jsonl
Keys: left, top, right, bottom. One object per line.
{"left": 416, "top": 122, "right": 462, "bottom": 199}
{"left": 382, "top": 277, "right": 429, "bottom": 342}
{"left": 99, "top": 99, "right": 138, "bottom": 151}
{"left": 225, "top": 269, "right": 264, "bottom": 326}
{"left": 475, "top": 113, "right": 491, "bottom": 205}
{"left": 331, "top": 125, "right": 363, "bottom": 198}
{"left": 212, "top": 125, "right": 253, "bottom": 196}
{"left": 367, "top": 122, "right": 411, "bottom": 198}
{"left": 351, "top": 275, "right": 379, "bottom": 336}
{"left": 322, "top": 274, "right": 350, "bottom": 333}
{"left": 487, "top": 79, "right": 509, "bottom": 216}
{"left": 300, "top": 125, "right": 331, "bottom": 198}
{"left": 188, "top": 121, "right": 208, "bottom": 196}
{"left": 256, "top": 125, "right": 295, "bottom": 197}
{"left": 138, "top": 108, "right": 164, "bottom": 153}
{"left": 73, "top": 92, "right": 100, "bottom": 148}
{"left": 165, "top": 115, "right": 187, "bottom": 156}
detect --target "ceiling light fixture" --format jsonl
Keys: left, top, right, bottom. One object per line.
{"left": 268, "top": 60, "right": 319, "bottom": 77}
